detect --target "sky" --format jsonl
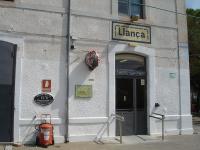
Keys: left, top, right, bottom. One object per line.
{"left": 186, "top": 0, "right": 200, "bottom": 9}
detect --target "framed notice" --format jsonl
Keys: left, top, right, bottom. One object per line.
{"left": 75, "top": 85, "right": 93, "bottom": 98}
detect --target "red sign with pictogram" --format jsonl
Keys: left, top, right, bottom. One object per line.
{"left": 42, "top": 80, "right": 51, "bottom": 93}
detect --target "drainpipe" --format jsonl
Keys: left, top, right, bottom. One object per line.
{"left": 175, "top": 0, "right": 182, "bottom": 135}
{"left": 65, "top": 0, "right": 71, "bottom": 142}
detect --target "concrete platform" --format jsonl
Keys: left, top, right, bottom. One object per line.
{"left": 97, "top": 135, "right": 160, "bottom": 145}
{"left": 0, "top": 134, "right": 198, "bottom": 150}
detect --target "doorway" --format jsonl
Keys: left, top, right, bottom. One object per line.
{"left": 0, "top": 41, "right": 17, "bottom": 142}
{"left": 115, "top": 53, "right": 147, "bottom": 136}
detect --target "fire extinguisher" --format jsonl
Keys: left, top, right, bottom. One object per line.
{"left": 35, "top": 114, "right": 54, "bottom": 147}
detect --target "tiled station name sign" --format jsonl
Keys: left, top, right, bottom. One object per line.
{"left": 112, "top": 22, "right": 151, "bottom": 44}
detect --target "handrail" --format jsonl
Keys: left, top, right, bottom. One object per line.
{"left": 94, "top": 114, "right": 124, "bottom": 144}
{"left": 149, "top": 113, "right": 165, "bottom": 141}
{"left": 111, "top": 114, "right": 125, "bottom": 144}
{"left": 111, "top": 113, "right": 125, "bottom": 122}
{"left": 153, "top": 113, "right": 165, "bottom": 118}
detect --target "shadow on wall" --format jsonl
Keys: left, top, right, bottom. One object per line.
{"left": 21, "top": 116, "right": 39, "bottom": 144}
{"left": 69, "top": 57, "right": 91, "bottom": 98}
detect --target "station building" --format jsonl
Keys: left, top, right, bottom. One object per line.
{"left": 0, "top": 0, "right": 193, "bottom": 144}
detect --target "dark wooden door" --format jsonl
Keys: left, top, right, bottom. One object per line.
{"left": 116, "top": 78, "right": 147, "bottom": 135}
{"left": 0, "top": 41, "right": 16, "bottom": 142}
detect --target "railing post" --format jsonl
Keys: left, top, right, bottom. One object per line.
{"left": 95, "top": 114, "right": 124, "bottom": 144}
{"left": 150, "top": 113, "right": 165, "bottom": 141}
{"left": 119, "top": 120, "right": 122, "bottom": 144}
{"left": 162, "top": 115, "right": 164, "bottom": 141}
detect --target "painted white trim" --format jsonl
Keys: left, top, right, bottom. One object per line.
{"left": 69, "top": 135, "right": 97, "bottom": 142}
{"left": 69, "top": 117, "right": 108, "bottom": 124}
{"left": 108, "top": 42, "right": 156, "bottom": 137}
{"left": 68, "top": 129, "right": 193, "bottom": 143}
{"left": 178, "top": 43, "right": 193, "bottom": 134}
{"left": 151, "top": 129, "right": 179, "bottom": 136}
{"left": 151, "top": 128, "right": 193, "bottom": 136}
{"left": 164, "top": 114, "right": 192, "bottom": 121}
{"left": 19, "top": 118, "right": 64, "bottom": 125}
{"left": 54, "top": 136, "right": 66, "bottom": 144}
{"left": 150, "top": 114, "right": 193, "bottom": 135}
{"left": 180, "top": 128, "right": 194, "bottom": 135}
{"left": 0, "top": 32, "right": 24, "bottom": 143}
{"left": 22, "top": 136, "right": 65, "bottom": 144}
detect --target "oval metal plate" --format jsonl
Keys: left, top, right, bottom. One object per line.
{"left": 34, "top": 93, "right": 54, "bottom": 106}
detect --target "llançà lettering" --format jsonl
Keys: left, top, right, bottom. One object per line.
{"left": 118, "top": 26, "right": 146, "bottom": 39}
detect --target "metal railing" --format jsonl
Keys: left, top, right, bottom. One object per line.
{"left": 94, "top": 114, "right": 124, "bottom": 144}
{"left": 112, "top": 114, "right": 125, "bottom": 144}
{"left": 149, "top": 113, "right": 165, "bottom": 141}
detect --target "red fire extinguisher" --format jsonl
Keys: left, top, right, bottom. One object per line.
{"left": 35, "top": 114, "right": 54, "bottom": 147}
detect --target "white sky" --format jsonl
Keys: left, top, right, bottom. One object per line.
{"left": 186, "top": 0, "right": 200, "bottom": 9}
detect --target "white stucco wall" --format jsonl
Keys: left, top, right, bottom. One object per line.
{"left": 0, "top": 0, "right": 192, "bottom": 144}
{"left": 0, "top": 0, "right": 68, "bottom": 144}
{"left": 18, "top": 36, "right": 67, "bottom": 143}
{"left": 69, "top": 0, "right": 192, "bottom": 141}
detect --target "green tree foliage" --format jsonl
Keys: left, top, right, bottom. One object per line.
{"left": 187, "top": 9, "right": 200, "bottom": 91}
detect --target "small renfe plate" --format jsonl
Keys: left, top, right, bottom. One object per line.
{"left": 34, "top": 93, "right": 54, "bottom": 106}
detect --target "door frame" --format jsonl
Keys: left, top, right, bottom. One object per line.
{"left": 0, "top": 34, "right": 23, "bottom": 143}
{"left": 108, "top": 43, "right": 156, "bottom": 137}
{"left": 11, "top": 44, "right": 17, "bottom": 142}
{"left": 115, "top": 53, "right": 148, "bottom": 135}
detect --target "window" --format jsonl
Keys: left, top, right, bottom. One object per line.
{"left": 118, "top": 0, "right": 144, "bottom": 18}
